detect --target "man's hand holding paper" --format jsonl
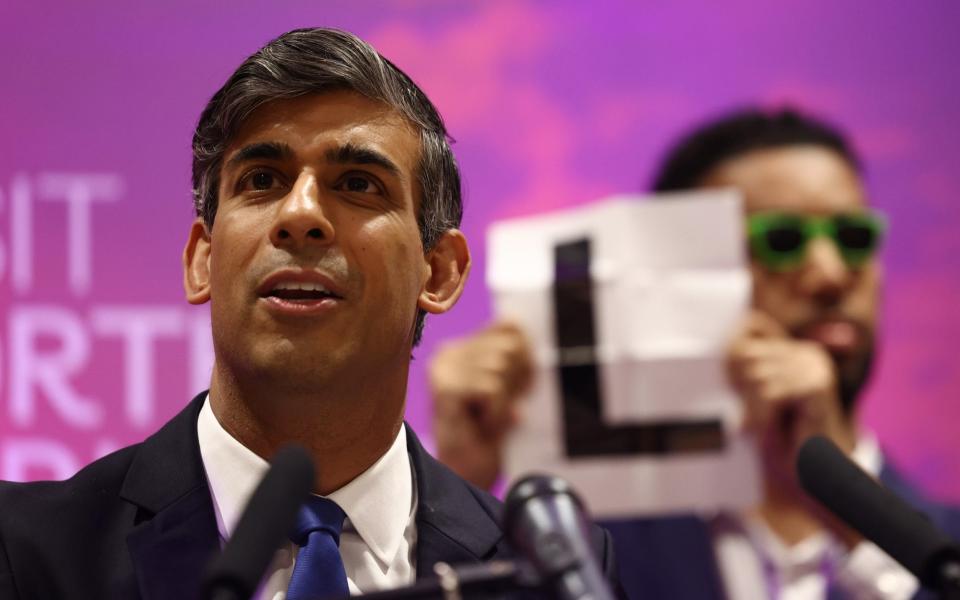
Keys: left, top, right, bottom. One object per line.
{"left": 431, "top": 321, "right": 533, "bottom": 490}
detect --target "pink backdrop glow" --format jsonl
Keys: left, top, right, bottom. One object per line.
{"left": 2, "top": 1, "right": 958, "bottom": 501}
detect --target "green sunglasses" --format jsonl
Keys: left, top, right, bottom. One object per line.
{"left": 746, "top": 210, "right": 887, "bottom": 271}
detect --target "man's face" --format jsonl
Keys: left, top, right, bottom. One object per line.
{"left": 702, "top": 145, "right": 881, "bottom": 407}
{"left": 188, "top": 92, "right": 432, "bottom": 386}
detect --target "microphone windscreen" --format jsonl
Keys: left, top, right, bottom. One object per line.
{"left": 796, "top": 435, "right": 958, "bottom": 585}
{"left": 504, "top": 474, "right": 614, "bottom": 600}
{"left": 202, "top": 444, "right": 315, "bottom": 599}
{"left": 504, "top": 475, "right": 584, "bottom": 534}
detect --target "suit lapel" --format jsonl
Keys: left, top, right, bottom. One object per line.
{"left": 125, "top": 486, "right": 221, "bottom": 600}
{"left": 405, "top": 425, "right": 506, "bottom": 578}
{"left": 120, "top": 393, "right": 220, "bottom": 600}
{"left": 118, "top": 412, "right": 507, "bottom": 594}
{"left": 603, "top": 515, "right": 725, "bottom": 600}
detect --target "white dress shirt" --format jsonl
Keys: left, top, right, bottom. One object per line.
{"left": 196, "top": 396, "right": 417, "bottom": 599}
{"left": 712, "top": 434, "right": 919, "bottom": 599}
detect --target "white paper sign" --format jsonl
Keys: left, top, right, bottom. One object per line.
{"left": 488, "top": 190, "right": 760, "bottom": 518}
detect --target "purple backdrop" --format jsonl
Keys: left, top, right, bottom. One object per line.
{"left": 2, "top": 1, "right": 958, "bottom": 501}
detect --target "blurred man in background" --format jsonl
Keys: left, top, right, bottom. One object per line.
{"left": 430, "top": 109, "right": 960, "bottom": 599}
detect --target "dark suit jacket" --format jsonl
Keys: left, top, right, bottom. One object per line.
{"left": 602, "top": 461, "right": 960, "bottom": 600}
{"left": 0, "top": 393, "right": 621, "bottom": 599}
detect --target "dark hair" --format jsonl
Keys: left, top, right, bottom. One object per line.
{"left": 191, "top": 28, "right": 462, "bottom": 346}
{"left": 651, "top": 108, "right": 861, "bottom": 192}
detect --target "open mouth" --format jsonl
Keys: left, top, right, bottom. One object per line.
{"left": 255, "top": 270, "right": 348, "bottom": 316}
{"left": 798, "top": 318, "right": 862, "bottom": 355}
{"left": 263, "top": 281, "right": 343, "bottom": 302}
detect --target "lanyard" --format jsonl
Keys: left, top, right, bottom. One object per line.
{"left": 758, "top": 540, "right": 839, "bottom": 599}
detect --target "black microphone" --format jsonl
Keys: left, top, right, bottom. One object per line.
{"left": 796, "top": 435, "right": 960, "bottom": 596}
{"left": 503, "top": 474, "right": 615, "bottom": 600}
{"left": 202, "top": 444, "right": 316, "bottom": 600}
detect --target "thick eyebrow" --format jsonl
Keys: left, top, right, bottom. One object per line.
{"left": 326, "top": 143, "right": 403, "bottom": 180}
{"left": 225, "top": 141, "right": 294, "bottom": 170}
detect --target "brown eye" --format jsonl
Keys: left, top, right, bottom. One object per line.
{"left": 343, "top": 175, "right": 374, "bottom": 193}
{"left": 251, "top": 171, "right": 275, "bottom": 190}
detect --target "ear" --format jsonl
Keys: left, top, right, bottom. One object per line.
{"left": 183, "top": 219, "right": 212, "bottom": 305}
{"left": 418, "top": 229, "right": 471, "bottom": 315}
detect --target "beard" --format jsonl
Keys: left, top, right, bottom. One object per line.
{"left": 790, "top": 314, "right": 877, "bottom": 419}
{"left": 832, "top": 341, "right": 875, "bottom": 418}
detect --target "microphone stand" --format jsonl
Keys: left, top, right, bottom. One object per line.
{"left": 332, "top": 560, "right": 540, "bottom": 600}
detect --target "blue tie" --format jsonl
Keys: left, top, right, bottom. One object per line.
{"left": 286, "top": 495, "right": 349, "bottom": 600}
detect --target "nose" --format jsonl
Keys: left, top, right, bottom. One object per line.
{"left": 798, "top": 237, "right": 848, "bottom": 304}
{"left": 269, "top": 172, "right": 335, "bottom": 249}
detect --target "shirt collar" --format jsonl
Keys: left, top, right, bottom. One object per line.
{"left": 709, "top": 431, "right": 884, "bottom": 575}
{"left": 850, "top": 429, "right": 883, "bottom": 477}
{"left": 327, "top": 422, "right": 414, "bottom": 565}
{"left": 740, "top": 511, "right": 833, "bottom": 574}
{"left": 197, "top": 394, "right": 414, "bottom": 566}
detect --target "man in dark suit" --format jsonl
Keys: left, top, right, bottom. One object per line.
{"left": 429, "top": 109, "right": 960, "bottom": 599}
{"left": 0, "top": 28, "right": 619, "bottom": 600}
